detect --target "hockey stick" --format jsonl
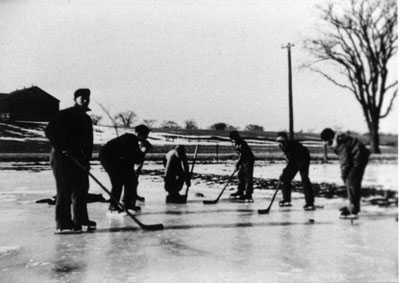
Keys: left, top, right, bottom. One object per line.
{"left": 258, "top": 181, "right": 281, "bottom": 214}
{"left": 184, "top": 144, "right": 200, "bottom": 200}
{"left": 203, "top": 169, "right": 237, "bottom": 205}
{"left": 69, "top": 155, "right": 164, "bottom": 231}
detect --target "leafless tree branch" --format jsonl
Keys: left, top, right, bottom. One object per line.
{"left": 303, "top": 0, "right": 397, "bottom": 152}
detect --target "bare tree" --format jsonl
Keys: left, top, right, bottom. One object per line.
{"left": 161, "top": 120, "right": 181, "bottom": 129}
{"left": 143, "top": 119, "right": 157, "bottom": 128}
{"left": 245, "top": 124, "right": 264, "bottom": 132}
{"left": 97, "top": 102, "right": 119, "bottom": 136}
{"left": 90, "top": 114, "right": 102, "bottom": 126}
{"left": 184, "top": 119, "right": 198, "bottom": 130}
{"left": 304, "top": 0, "right": 397, "bottom": 153}
{"left": 209, "top": 122, "right": 228, "bottom": 131}
{"left": 209, "top": 122, "right": 237, "bottom": 131}
{"left": 114, "top": 110, "right": 137, "bottom": 129}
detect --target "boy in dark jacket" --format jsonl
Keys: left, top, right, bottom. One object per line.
{"left": 276, "top": 132, "right": 315, "bottom": 210}
{"left": 45, "top": 88, "right": 96, "bottom": 234}
{"left": 320, "top": 128, "right": 370, "bottom": 219}
{"left": 229, "top": 131, "right": 255, "bottom": 202}
{"left": 163, "top": 145, "right": 191, "bottom": 204}
{"left": 99, "top": 125, "right": 152, "bottom": 212}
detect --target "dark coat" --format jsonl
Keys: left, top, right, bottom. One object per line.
{"left": 333, "top": 133, "right": 370, "bottom": 180}
{"left": 280, "top": 140, "right": 310, "bottom": 162}
{"left": 99, "top": 133, "right": 145, "bottom": 169}
{"left": 232, "top": 138, "right": 255, "bottom": 164}
{"left": 45, "top": 105, "right": 93, "bottom": 162}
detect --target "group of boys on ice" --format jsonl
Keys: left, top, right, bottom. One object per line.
{"left": 45, "top": 89, "right": 371, "bottom": 234}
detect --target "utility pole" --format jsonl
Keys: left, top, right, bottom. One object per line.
{"left": 282, "top": 43, "right": 295, "bottom": 140}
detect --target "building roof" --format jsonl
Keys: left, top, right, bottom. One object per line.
{"left": 0, "top": 86, "right": 59, "bottom": 102}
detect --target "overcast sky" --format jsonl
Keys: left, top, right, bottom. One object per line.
{"left": 0, "top": 0, "right": 397, "bottom": 134}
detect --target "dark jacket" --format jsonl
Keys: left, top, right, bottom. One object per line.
{"left": 332, "top": 133, "right": 371, "bottom": 180}
{"left": 45, "top": 105, "right": 93, "bottom": 162}
{"left": 280, "top": 140, "right": 310, "bottom": 161}
{"left": 232, "top": 138, "right": 255, "bottom": 164}
{"left": 99, "top": 133, "right": 145, "bottom": 168}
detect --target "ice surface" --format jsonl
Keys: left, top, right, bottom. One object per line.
{"left": 0, "top": 162, "right": 397, "bottom": 283}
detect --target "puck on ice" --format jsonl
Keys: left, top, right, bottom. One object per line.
{"left": 309, "top": 219, "right": 315, "bottom": 223}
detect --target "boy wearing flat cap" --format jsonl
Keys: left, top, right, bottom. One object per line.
{"left": 320, "top": 128, "right": 370, "bottom": 219}
{"left": 276, "top": 132, "right": 315, "bottom": 210}
{"left": 229, "top": 130, "right": 255, "bottom": 202}
{"left": 45, "top": 88, "right": 96, "bottom": 234}
{"left": 99, "top": 125, "right": 152, "bottom": 212}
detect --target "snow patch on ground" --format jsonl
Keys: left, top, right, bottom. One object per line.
{"left": 0, "top": 123, "right": 324, "bottom": 148}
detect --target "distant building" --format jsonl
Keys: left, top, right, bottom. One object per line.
{"left": 0, "top": 86, "right": 59, "bottom": 122}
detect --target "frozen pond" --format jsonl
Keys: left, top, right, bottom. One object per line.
{"left": 194, "top": 160, "right": 398, "bottom": 191}
{"left": 0, "top": 161, "right": 397, "bottom": 282}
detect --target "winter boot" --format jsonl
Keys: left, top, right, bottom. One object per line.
{"left": 238, "top": 194, "right": 254, "bottom": 203}
{"left": 82, "top": 220, "right": 97, "bottom": 231}
{"left": 341, "top": 213, "right": 358, "bottom": 220}
{"left": 279, "top": 200, "right": 292, "bottom": 207}
{"left": 55, "top": 224, "right": 82, "bottom": 234}
{"left": 303, "top": 204, "right": 316, "bottom": 211}
{"left": 230, "top": 190, "right": 244, "bottom": 199}
{"left": 339, "top": 206, "right": 358, "bottom": 219}
{"left": 136, "top": 195, "right": 145, "bottom": 202}
{"left": 109, "top": 204, "right": 124, "bottom": 214}
{"left": 125, "top": 202, "right": 141, "bottom": 212}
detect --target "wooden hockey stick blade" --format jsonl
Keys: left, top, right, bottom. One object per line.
{"left": 257, "top": 208, "right": 271, "bottom": 214}
{"left": 202, "top": 184, "right": 228, "bottom": 204}
{"left": 202, "top": 170, "right": 237, "bottom": 205}
{"left": 203, "top": 190, "right": 224, "bottom": 204}
{"left": 129, "top": 215, "right": 164, "bottom": 230}
{"left": 257, "top": 181, "right": 281, "bottom": 215}
{"left": 203, "top": 199, "right": 219, "bottom": 205}
{"left": 123, "top": 208, "right": 164, "bottom": 230}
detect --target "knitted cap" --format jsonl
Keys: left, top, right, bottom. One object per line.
{"left": 320, "top": 128, "right": 335, "bottom": 141}
{"left": 74, "top": 88, "right": 90, "bottom": 99}
{"left": 276, "top": 131, "right": 288, "bottom": 142}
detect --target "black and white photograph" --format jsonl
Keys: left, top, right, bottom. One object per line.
{"left": 0, "top": 0, "right": 397, "bottom": 282}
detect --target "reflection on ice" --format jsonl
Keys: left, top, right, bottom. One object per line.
{"left": 0, "top": 246, "right": 20, "bottom": 256}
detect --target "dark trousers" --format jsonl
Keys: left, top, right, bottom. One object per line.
{"left": 345, "top": 160, "right": 368, "bottom": 214}
{"left": 281, "top": 159, "right": 314, "bottom": 205}
{"left": 164, "top": 176, "right": 185, "bottom": 195}
{"left": 237, "top": 159, "right": 254, "bottom": 196}
{"left": 50, "top": 149, "right": 89, "bottom": 229}
{"left": 100, "top": 159, "right": 138, "bottom": 206}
